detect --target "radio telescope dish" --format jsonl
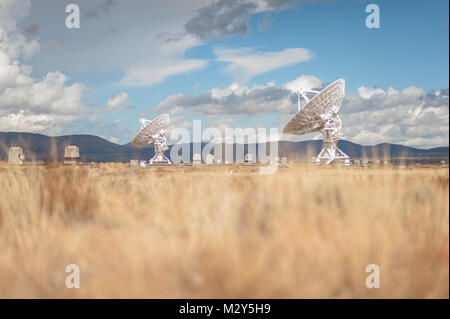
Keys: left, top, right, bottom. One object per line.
{"left": 283, "top": 79, "right": 349, "bottom": 164}
{"left": 131, "top": 114, "right": 171, "bottom": 164}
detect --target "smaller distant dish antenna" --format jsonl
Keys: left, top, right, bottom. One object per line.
{"left": 283, "top": 79, "right": 349, "bottom": 164}
{"left": 131, "top": 114, "right": 171, "bottom": 164}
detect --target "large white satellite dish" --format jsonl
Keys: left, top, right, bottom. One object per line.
{"left": 283, "top": 79, "right": 349, "bottom": 164}
{"left": 131, "top": 114, "right": 171, "bottom": 164}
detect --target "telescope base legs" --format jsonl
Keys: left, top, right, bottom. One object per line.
{"left": 149, "top": 153, "right": 171, "bottom": 164}
{"left": 316, "top": 141, "right": 349, "bottom": 165}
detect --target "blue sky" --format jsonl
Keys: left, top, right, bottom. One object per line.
{"left": 191, "top": 0, "right": 449, "bottom": 91}
{"left": 0, "top": 0, "right": 448, "bottom": 147}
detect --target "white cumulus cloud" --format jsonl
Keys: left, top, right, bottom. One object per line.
{"left": 342, "top": 86, "right": 448, "bottom": 148}
{"left": 103, "top": 92, "right": 133, "bottom": 112}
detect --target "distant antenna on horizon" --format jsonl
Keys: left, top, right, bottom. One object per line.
{"left": 131, "top": 114, "right": 171, "bottom": 165}
{"left": 64, "top": 145, "right": 80, "bottom": 165}
{"left": 8, "top": 146, "right": 25, "bottom": 165}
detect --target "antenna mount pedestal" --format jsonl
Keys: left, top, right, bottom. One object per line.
{"left": 149, "top": 132, "right": 171, "bottom": 164}
{"left": 316, "top": 114, "right": 349, "bottom": 164}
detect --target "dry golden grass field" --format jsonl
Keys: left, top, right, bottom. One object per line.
{"left": 0, "top": 163, "right": 448, "bottom": 298}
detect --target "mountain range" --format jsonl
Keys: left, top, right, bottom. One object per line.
{"left": 0, "top": 132, "right": 448, "bottom": 163}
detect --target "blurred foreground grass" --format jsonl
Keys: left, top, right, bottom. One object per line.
{"left": 0, "top": 163, "right": 448, "bottom": 298}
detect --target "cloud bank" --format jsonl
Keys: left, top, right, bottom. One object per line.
{"left": 156, "top": 76, "right": 449, "bottom": 148}
{"left": 0, "top": 0, "right": 86, "bottom": 134}
{"left": 0, "top": 0, "right": 131, "bottom": 136}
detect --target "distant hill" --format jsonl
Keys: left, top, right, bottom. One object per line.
{"left": 0, "top": 132, "right": 156, "bottom": 162}
{"left": 0, "top": 132, "right": 448, "bottom": 163}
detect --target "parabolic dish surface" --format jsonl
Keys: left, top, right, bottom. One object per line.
{"left": 131, "top": 114, "right": 170, "bottom": 147}
{"left": 283, "top": 79, "right": 345, "bottom": 135}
